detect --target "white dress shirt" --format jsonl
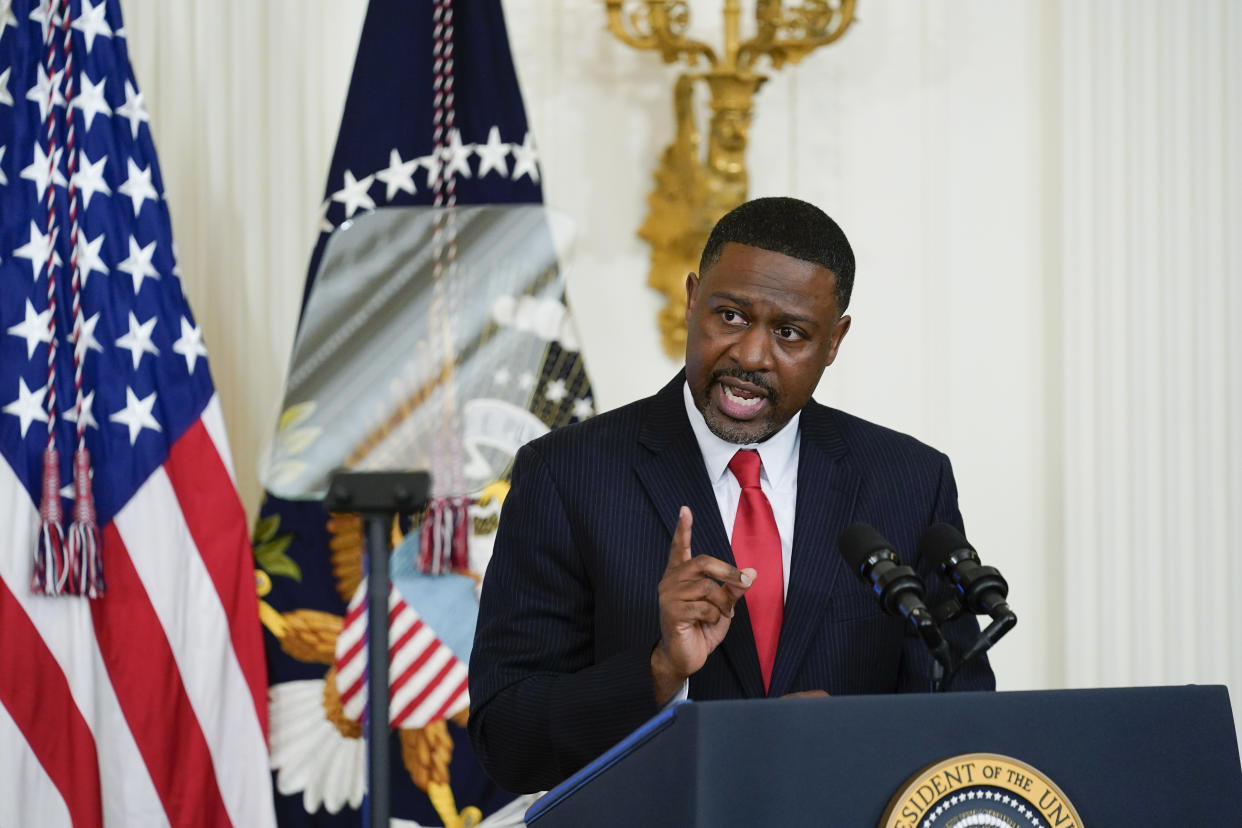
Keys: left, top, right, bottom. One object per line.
{"left": 681, "top": 381, "right": 800, "bottom": 598}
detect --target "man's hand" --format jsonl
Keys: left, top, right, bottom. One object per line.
{"left": 651, "top": 506, "right": 755, "bottom": 705}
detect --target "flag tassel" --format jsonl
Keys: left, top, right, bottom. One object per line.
{"left": 32, "top": 447, "right": 67, "bottom": 595}
{"left": 418, "top": 496, "right": 473, "bottom": 575}
{"left": 68, "top": 448, "right": 104, "bottom": 597}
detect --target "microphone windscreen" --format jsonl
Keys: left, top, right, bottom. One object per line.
{"left": 918, "top": 522, "right": 975, "bottom": 568}
{"left": 838, "top": 522, "right": 892, "bottom": 571}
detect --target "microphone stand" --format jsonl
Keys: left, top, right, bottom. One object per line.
{"left": 908, "top": 605, "right": 955, "bottom": 692}
{"left": 929, "top": 598, "right": 1017, "bottom": 691}
{"left": 324, "top": 470, "right": 430, "bottom": 828}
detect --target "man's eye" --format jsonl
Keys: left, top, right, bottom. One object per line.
{"left": 721, "top": 310, "right": 744, "bottom": 325}
{"left": 776, "top": 326, "right": 802, "bottom": 340}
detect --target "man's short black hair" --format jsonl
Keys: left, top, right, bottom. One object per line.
{"left": 698, "top": 197, "right": 855, "bottom": 313}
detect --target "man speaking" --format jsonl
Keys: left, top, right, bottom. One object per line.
{"left": 468, "top": 197, "right": 994, "bottom": 793}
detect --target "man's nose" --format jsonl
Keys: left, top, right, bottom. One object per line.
{"left": 730, "top": 326, "right": 775, "bottom": 372}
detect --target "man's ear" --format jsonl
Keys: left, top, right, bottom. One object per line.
{"left": 684, "top": 272, "right": 700, "bottom": 322}
{"left": 825, "top": 315, "right": 851, "bottom": 366}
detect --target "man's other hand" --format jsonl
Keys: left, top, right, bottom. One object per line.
{"left": 650, "top": 506, "right": 755, "bottom": 705}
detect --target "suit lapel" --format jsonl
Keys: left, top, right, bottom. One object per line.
{"left": 634, "top": 374, "right": 765, "bottom": 698}
{"left": 768, "top": 402, "right": 861, "bottom": 697}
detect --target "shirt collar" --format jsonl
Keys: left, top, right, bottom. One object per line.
{"left": 682, "top": 380, "right": 800, "bottom": 489}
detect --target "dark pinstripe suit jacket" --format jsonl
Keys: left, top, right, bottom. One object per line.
{"left": 468, "top": 373, "right": 994, "bottom": 793}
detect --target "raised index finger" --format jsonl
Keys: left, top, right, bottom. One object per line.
{"left": 667, "top": 506, "right": 693, "bottom": 566}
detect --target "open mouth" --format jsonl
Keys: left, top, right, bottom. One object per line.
{"left": 714, "top": 380, "right": 769, "bottom": 420}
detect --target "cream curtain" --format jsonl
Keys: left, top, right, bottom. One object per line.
{"left": 122, "top": 0, "right": 368, "bottom": 517}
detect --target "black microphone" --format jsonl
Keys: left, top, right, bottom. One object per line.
{"left": 918, "top": 523, "right": 1012, "bottom": 620}
{"left": 838, "top": 523, "right": 944, "bottom": 651}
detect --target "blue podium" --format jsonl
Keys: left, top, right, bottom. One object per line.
{"left": 526, "top": 685, "right": 1242, "bottom": 827}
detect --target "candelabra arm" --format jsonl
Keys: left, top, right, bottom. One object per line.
{"left": 738, "top": 0, "right": 857, "bottom": 72}
{"left": 604, "top": 0, "right": 717, "bottom": 66}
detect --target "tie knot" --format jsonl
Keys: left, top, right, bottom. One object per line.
{"left": 728, "top": 449, "right": 763, "bottom": 489}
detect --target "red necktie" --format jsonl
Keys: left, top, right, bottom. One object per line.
{"left": 728, "top": 449, "right": 784, "bottom": 694}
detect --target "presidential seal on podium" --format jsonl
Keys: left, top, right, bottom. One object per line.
{"left": 881, "top": 753, "right": 1085, "bottom": 828}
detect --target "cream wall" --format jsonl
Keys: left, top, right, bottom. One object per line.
{"left": 122, "top": 0, "right": 1241, "bottom": 737}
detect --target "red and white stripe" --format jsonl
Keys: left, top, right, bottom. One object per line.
{"left": 0, "top": 397, "right": 275, "bottom": 827}
{"left": 334, "top": 580, "right": 469, "bottom": 730}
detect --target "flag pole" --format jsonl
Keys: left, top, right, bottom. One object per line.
{"left": 325, "top": 471, "right": 431, "bottom": 828}
{"left": 364, "top": 513, "right": 390, "bottom": 828}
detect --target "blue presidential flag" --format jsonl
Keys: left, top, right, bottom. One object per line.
{"left": 254, "top": 2, "right": 593, "bottom": 826}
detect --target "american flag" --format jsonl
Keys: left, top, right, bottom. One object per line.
{"left": 0, "top": 1, "right": 274, "bottom": 826}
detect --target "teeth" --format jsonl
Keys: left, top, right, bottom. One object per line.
{"left": 722, "top": 385, "right": 763, "bottom": 410}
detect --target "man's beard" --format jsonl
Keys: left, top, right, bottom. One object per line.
{"left": 698, "top": 369, "right": 781, "bottom": 445}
